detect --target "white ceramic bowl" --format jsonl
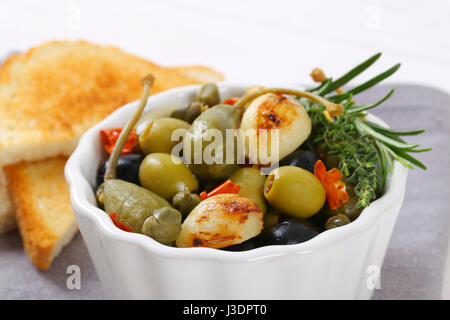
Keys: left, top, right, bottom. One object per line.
{"left": 65, "top": 83, "right": 408, "bottom": 299}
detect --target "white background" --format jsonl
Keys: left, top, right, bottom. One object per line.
{"left": 1, "top": 0, "right": 449, "bottom": 92}
{"left": 1, "top": 0, "right": 449, "bottom": 299}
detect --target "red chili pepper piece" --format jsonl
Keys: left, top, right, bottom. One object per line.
{"left": 314, "top": 160, "right": 349, "bottom": 210}
{"left": 109, "top": 213, "right": 132, "bottom": 232}
{"left": 222, "top": 97, "right": 240, "bottom": 105}
{"left": 199, "top": 179, "right": 241, "bottom": 200}
{"left": 100, "top": 128, "right": 137, "bottom": 155}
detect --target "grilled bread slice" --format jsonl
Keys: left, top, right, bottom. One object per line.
{"left": 4, "top": 157, "right": 76, "bottom": 270}
{"left": 0, "top": 40, "right": 223, "bottom": 166}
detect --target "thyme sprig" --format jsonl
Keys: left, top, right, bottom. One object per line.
{"left": 301, "top": 53, "right": 430, "bottom": 208}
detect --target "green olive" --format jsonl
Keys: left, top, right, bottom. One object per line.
{"left": 172, "top": 188, "right": 202, "bottom": 216}
{"left": 196, "top": 83, "right": 220, "bottom": 107}
{"left": 103, "top": 179, "right": 171, "bottom": 233}
{"left": 325, "top": 214, "right": 351, "bottom": 230}
{"left": 263, "top": 208, "right": 280, "bottom": 230}
{"left": 138, "top": 117, "right": 190, "bottom": 154}
{"left": 139, "top": 153, "right": 199, "bottom": 200}
{"left": 263, "top": 166, "right": 326, "bottom": 219}
{"left": 322, "top": 184, "right": 363, "bottom": 221}
{"left": 136, "top": 105, "right": 181, "bottom": 135}
{"left": 142, "top": 207, "right": 182, "bottom": 245}
{"left": 230, "top": 167, "right": 268, "bottom": 214}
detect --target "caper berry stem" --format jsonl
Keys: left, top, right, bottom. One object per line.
{"left": 104, "top": 74, "right": 155, "bottom": 181}
{"left": 235, "top": 87, "right": 343, "bottom": 115}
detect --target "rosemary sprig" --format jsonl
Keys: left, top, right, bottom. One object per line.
{"left": 303, "top": 53, "right": 430, "bottom": 208}
{"left": 321, "top": 52, "right": 381, "bottom": 95}
{"left": 328, "top": 63, "right": 401, "bottom": 103}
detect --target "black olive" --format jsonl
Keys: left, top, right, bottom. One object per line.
{"left": 223, "top": 217, "right": 320, "bottom": 251}
{"left": 96, "top": 154, "right": 144, "bottom": 188}
{"left": 279, "top": 150, "right": 321, "bottom": 173}
{"left": 259, "top": 217, "right": 319, "bottom": 246}
{"left": 306, "top": 209, "right": 328, "bottom": 232}
{"left": 222, "top": 237, "right": 260, "bottom": 251}
{"left": 198, "top": 179, "right": 221, "bottom": 193}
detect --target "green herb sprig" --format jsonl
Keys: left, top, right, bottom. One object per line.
{"left": 302, "top": 53, "right": 430, "bottom": 208}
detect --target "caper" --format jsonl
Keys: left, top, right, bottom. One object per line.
{"left": 185, "top": 102, "right": 207, "bottom": 123}
{"left": 263, "top": 208, "right": 280, "bottom": 230}
{"left": 322, "top": 185, "right": 363, "bottom": 221}
{"left": 170, "top": 102, "right": 207, "bottom": 123}
{"left": 196, "top": 83, "right": 220, "bottom": 107}
{"left": 95, "top": 183, "right": 105, "bottom": 207}
{"left": 172, "top": 188, "right": 202, "bottom": 216}
{"left": 325, "top": 214, "right": 351, "bottom": 230}
{"left": 142, "top": 207, "right": 182, "bottom": 245}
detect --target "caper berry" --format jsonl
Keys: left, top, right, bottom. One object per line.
{"left": 170, "top": 102, "right": 207, "bottom": 123}
{"left": 196, "top": 83, "right": 220, "bottom": 107}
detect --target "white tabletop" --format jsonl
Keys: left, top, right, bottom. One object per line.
{"left": 1, "top": 0, "right": 449, "bottom": 300}
{"left": 1, "top": 0, "right": 449, "bottom": 92}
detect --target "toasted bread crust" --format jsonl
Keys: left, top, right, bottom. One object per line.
{"left": 0, "top": 167, "right": 15, "bottom": 234}
{"left": 0, "top": 40, "right": 225, "bottom": 266}
{"left": 4, "top": 157, "right": 76, "bottom": 270}
{"left": 172, "top": 65, "right": 225, "bottom": 83}
{"left": 0, "top": 41, "right": 223, "bottom": 165}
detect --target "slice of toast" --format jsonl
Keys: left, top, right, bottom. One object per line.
{"left": 0, "top": 41, "right": 224, "bottom": 236}
{"left": 0, "top": 40, "right": 224, "bottom": 268}
{"left": 0, "top": 41, "right": 220, "bottom": 166}
{"left": 0, "top": 167, "right": 15, "bottom": 233}
{"left": 4, "top": 157, "right": 77, "bottom": 271}
{"left": 172, "top": 65, "right": 225, "bottom": 83}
